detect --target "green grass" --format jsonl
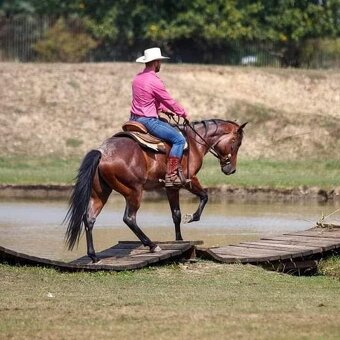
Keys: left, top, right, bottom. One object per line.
{"left": 318, "top": 256, "right": 340, "bottom": 279}
{"left": 0, "top": 262, "right": 339, "bottom": 339}
{"left": 0, "top": 156, "right": 79, "bottom": 185}
{"left": 200, "top": 156, "right": 340, "bottom": 188}
{"left": 0, "top": 155, "right": 339, "bottom": 188}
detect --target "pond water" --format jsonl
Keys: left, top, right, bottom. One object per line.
{"left": 0, "top": 196, "right": 339, "bottom": 262}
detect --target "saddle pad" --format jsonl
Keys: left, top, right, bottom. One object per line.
{"left": 114, "top": 131, "right": 166, "bottom": 153}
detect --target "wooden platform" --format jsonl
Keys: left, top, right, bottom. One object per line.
{"left": 0, "top": 241, "right": 201, "bottom": 272}
{"left": 70, "top": 241, "right": 202, "bottom": 270}
{"left": 1, "top": 227, "right": 339, "bottom": 274}
{"left": 197, "top": 227, "right": 340, "bottom": 274}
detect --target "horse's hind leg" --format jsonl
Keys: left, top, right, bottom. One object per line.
{"left": 83, "top": 211, "right": 97, "bottom": 262}
{"left": 84, "top": 189, "right": 111, "bottom": 263}
{"left": 166, "top": 188, "right": 183, "bottom": 241}
{"left": 123, "top": 190, "right": 161, "bottom": 252}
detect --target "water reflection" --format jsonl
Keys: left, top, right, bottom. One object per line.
{"left": 0, "top": 197, "right": 339, "bottom": 262}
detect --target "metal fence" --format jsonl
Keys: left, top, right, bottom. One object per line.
{"left": 0, "top": 16, "right": 51, "bottom": 61}
{"left": 0, "top": 15, "right": 339, "bottom": 68}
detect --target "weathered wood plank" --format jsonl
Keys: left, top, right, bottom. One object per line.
{"left": 260, "top": 236, "right": 338, "bottom": 245}
{"left": 241, "top": 241, "right": 320, "bottom": 251}
{"left": 70, "top": 250, "right": 142, "bottom": 264}
{"left": 71, "top": 242, "right": 191, "bottom": 264}
{"left": 1, "top": 241, "right": 196, "bottom": 272}
{"left": 0, "top": 245, "right": 149, "bottom": 271}
{"left": 115, "top": 243, "right": 193, "bottom": 251}
{"left": 117, "top": 240, "right": 203, "bottom": 247}
{"left": 261, "top": 236, "right": 340, "bottom": 251}
{"left": 203, "top": 249, "right": 245, "bottom": 263}
{"left": 102, "top": 243, "right": 148, "bottom": 250}
{"left": 130, "top": 249, "right": 182, "bottom": 261}
{"left": 284, "top": 231, "right": 340, "bottom": 239}
{"left": 210, "top": 246, "right": 289, "bottom": 262}
{"left": 238, "top": 242, "right": 317, "bottom": 256}
{"left": 229, "top": 245, "right": 300, "bottom": 261}
{"left": 71, "top": 255, "right": 150, "bottom": 266}
{"left": 215, "top": 252, "right": 280, "bottom": 263}
{"left": 214, "top": 245, "right": 292, "bottom": 256}
{"left": 202, "top": 227, "right": 340, "bottom": 270}
{"left": 212, "top": 245, "right": 285, "bottom": 256}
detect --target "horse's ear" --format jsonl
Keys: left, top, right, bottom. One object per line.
{"left": 238, "top": 122, "right": 248, "bottom": 131}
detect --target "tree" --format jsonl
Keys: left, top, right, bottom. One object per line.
{"left": 32, "top": 17, "right": 97, "bottom": 62}
{"left": 1, "top": 0, "right": 339, "bottom": 65}
{"left": 143, "top": 0, "right": 264, "bottom": 63}
{"left": 257, "top": 0, "right": 340, "bottom": 66}
{"left": 0, "top": 0, "right": 35, "bottom": 16}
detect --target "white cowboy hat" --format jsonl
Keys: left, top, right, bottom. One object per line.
{"left": 136, "top": 47, "right": 170, "bottom": 63}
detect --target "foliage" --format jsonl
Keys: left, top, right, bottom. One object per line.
{"left": 300, "top": 38, "right": 340, "bottom": 68}
{"left": 0, "top": 0, "right": 35, "bottom": 15}
{"left": 145, "top": 1, "right": 262, "bottom": 42}
{"left": 318, "top": 256, "right": 340, "bottom": 279}
{"left": 257, "top": 0, "right": 340, "bottom": 66}
{"left": 0, "top": 0, "right": 84, "bottom": 16}
{"left": 32, "top": 17, "right": 97, "bottom": 62}
{"left": 0, "top": 0, "right": 340, "bottom": 66}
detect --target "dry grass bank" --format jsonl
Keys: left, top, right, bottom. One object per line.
{"left": 1, "top": 62, "right": 339, "bottom": 159}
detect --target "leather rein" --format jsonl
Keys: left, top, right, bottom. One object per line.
{"left": 167, "top": 114, "right": 232, "bottom": 167}
{"left": 185, "top": 121, "right": 232, "bottom": 167}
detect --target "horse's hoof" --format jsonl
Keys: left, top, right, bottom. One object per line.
{"left": 183, "top": 214, "right": 193, "bottom": 224}
{"left": 89, "top": 255, "right": 100, "bottom": 263}
{"left": 150, "top": 245, "right": 162, "bottom": 253}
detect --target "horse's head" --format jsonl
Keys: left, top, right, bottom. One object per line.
{"left": 212, "top": 121, "right": 247, "bottom": 175}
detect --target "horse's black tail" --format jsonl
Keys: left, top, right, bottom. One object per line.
{"left": 64, "top": 149, "right": 102, "bottom": 250}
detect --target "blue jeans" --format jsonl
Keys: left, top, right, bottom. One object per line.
{"left": 130, "top": 114, "right": 185, "bottom": 158}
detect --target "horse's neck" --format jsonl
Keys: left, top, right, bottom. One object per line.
{"left": 187, "top": 123, "right": 220, "bottom": 156}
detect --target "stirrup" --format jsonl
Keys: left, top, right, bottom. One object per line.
{"left": 164, "top": 173, "right": 182, "bottom": 187}
{"left": 177, "top": 167, "right": 187, "bottom": 185}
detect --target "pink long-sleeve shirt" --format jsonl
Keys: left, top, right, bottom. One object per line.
{"left": 131, "top": 68, "right": 187, "bottom": 118}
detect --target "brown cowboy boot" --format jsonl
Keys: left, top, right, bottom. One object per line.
{"left": 165, "top": 157, "right": 186, "bottom": 187}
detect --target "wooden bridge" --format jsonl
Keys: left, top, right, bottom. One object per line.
{"left": 1, "top": 226, "right": 339, "bottom": 274}
{"left": 197, "top": 226, "right": 340, "bottom": 274}
{"left": 0, "top": 241, "right": 200, "bottom": 272}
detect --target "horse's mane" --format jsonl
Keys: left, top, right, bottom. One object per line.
{"left": 191, "top": 119, "right": 239, "bottom": 127}
{"left": 184, "top": 119, "right": 244, "bottom": 142}
{"left": 177, "top": 119, "right": 243, "bottom": 139}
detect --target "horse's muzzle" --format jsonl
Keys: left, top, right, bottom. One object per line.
{"left": 221, "top": 165, "right": 236, "bottom": 175}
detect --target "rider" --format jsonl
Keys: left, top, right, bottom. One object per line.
{"left": 130, "top": 47, "right": 189, "bottom": 187}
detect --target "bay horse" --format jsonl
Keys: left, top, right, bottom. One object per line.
{"left": 65, "top": 119, "right": 247, "bottom": 262}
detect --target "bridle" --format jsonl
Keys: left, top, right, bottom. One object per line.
{"left": 184, "top": 121, "right": 232, "bottom": 167}
{"left": 167, "top": 114, "right": 234, "bottom": 168}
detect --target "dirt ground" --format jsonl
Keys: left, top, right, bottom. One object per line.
{"left": 1, "top": 62, "right": 339, "bottom": 159}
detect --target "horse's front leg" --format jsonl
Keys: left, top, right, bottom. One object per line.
{"left": 166, "top": 188, "right": 183, "bottom": 241}
{"left": 123, "top": 190, "right": 161, "bottom": 252}
{"left": 184, "top": 176, "right": 208, "bottom": 223}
